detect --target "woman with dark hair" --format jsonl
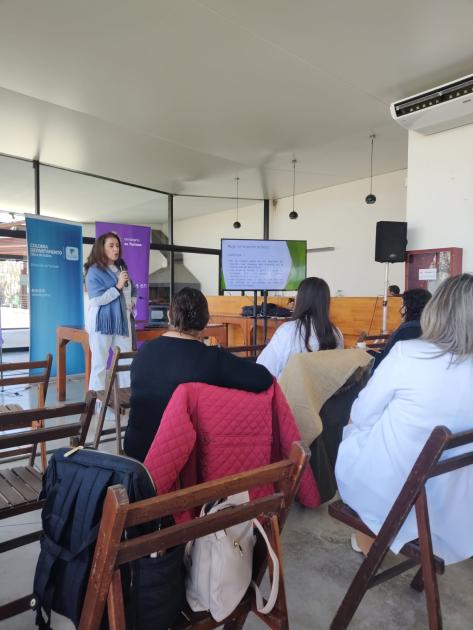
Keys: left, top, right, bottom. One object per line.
{"left": 124, "top": 287, "right": 272, "bottom": 462}
{"left": 372, "top": 288, "right": 432, "bottom": 370}
{"left": 257, "top": 277, "right": 344, "bottom": 378}
{"left": 84, "top": 232, "right": 136, "bottom": 390}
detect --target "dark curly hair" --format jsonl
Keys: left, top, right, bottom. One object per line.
{"left": 402, "top": 288, "right": 432, "bottom": 322}
{"left": 169, "top": 287, "right": 209, "bottom": 332}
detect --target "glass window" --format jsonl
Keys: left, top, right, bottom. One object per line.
{"left": 0, "top": 154, "right": 35, "bottom": 222}
{"left": 0, "top": 156, "right": 32, "bottom": 343}
{"left": 41, "top": 165, "right": 171, "bottom": 312}
{"left": 40, "top": 165, "right": 169, "bottom": 238}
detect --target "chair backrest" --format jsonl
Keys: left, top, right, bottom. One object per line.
{"left": 428, "top": 427, "right": 473, "bottom": 479}
{"left": 365, "top": 425, "right": 473, "bottom": 561}
{"left": 313, "top": 366, "right": 371, "bottom": 503}
{"left": 358, "top": 333, "right": 391, "bottom": 350}
{"left": 0, "top": 353, "right": 52, "bottom": 407}
{"left": 93, "top": 348, "right": 137, "bottom": 453}
{"left": 0, "top": 390, "right": 97, "bottom": 456}
{"left": 79, "top": 441, "right": 309, "bottom": 630}
{"left": 143, "top": 381, "right": 279, "bottom": 502}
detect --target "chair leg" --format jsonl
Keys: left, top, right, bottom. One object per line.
{"left": 410, "top": 567, "right": 424, "bottom": 593}
{"left": 29, "top": 440, "right": 37, "bottom": 467}
{"left": 266, "top": 515, "right": 289, "bottom": 629}
{"left": 29, "top": 421, "right": 47, "bottom": 470}
{"left": 93, "top": 398, "right": 108, "bottom": 449}
{"left": 107, "top": 570, "right": 126, "bottom": 630}
{"left": 39, "top": 436, "right": 47, "bottom": 470}
{"left": 415, "top": 490, "right": 442, "bottom": 630}
{"left": 114, "top": 411, "right": 122, "bottom": 454}
{"left": 330, "top": 537, "right": 391, "bottom": 629}
{"left": 112, "top": 385, "right": 122, "bottom": 455}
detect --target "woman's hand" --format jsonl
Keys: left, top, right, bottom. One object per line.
{"left": 116, "top": 270, "right": 129, "bottom": 290}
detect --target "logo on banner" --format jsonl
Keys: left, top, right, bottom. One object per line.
{"left": 66, "top": 246, "right": 79, "bottom": 261}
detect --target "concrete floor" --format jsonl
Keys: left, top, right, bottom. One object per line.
{"left": 1, "top": 362, "right": 472, "bottom": 629}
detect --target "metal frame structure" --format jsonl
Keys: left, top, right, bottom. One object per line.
{"left": 0, "top": 152, "right": 270, "bottom": 303}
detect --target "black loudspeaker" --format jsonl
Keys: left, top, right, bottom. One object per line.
{"left": 375, "top": 221, "right": 407, "bottom": 263}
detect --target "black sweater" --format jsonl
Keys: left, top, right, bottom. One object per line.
{"left": 372, "top": 320, "right": 423, "bottom": 370}
{"left": 123, "top": 337, "right": 273, "bottom": 462}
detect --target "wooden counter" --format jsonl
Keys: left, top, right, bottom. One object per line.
{"left": 207, "top": 295, "right": 402, "bottom": 349}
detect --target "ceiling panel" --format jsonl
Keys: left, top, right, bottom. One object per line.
{"left": 0, "top": 0, "right": 471, "bottom": 200}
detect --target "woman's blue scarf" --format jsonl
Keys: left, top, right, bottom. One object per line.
{"left": 86, "top": 265, "right": 129, "bottom": 336}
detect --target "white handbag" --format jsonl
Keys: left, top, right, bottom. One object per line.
{"left": 185, "top": 491, "right": 280, "bottom": 622}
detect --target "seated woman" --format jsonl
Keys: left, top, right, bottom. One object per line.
{"left": 257, "top": 277, "right": 343, "bottom": 378}
{"left": 372, "top": 288, "right": 431, "bottom": 370}
{"left": 124, "top": 287, "right": 273, "bottom": 462}
{"left": 335, "top": 274, "right": 473, "bottom": 563}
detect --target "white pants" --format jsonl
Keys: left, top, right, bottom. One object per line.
{"left": 88, "top": 330, "right": 132, "bottom": 391}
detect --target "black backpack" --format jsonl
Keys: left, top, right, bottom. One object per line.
{"left": 241, "top": 303, "right": 292, "bottom": 318}
{"left": 33, "top": 447, "right": 185, "bottom": 629}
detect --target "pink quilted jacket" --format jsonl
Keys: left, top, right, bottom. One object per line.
{"left": 144, "top": 381, "right": 320, "bottom": 520}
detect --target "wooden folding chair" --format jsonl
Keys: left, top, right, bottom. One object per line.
{"left": 93, "top": 347, "right": 136, "bottom": 454}
{"left": 79, "top": 441, "right": 310, "bottom": 630}
{"left": 0, "top": 353, "right": 52, "bottom": 470}
{"left": 0, "top": 390, "right": 96, "bottom": 622}
{"left": 357, "top": 333, "right": 391, "bottom": 351}
{"left": 329, "top": 425, "right": 473, "bottom": 629}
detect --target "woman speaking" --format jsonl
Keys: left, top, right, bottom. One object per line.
{"left": 84, "top": 232, "right": 136, "bottom": 391}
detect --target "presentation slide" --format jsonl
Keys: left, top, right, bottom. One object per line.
{"left": 221, "top": 239, "right": 306, "bottom": 291}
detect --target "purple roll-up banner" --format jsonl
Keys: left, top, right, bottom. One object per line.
{"left": 95, "top": 222, "right": 151, "bottom": 324}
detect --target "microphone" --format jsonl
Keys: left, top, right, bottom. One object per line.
{"left": 117, "top": 258, "right": 129, "bottom": 288}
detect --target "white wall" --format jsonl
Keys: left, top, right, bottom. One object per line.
{"left": 174, "top": 203, "right": 263, "bottom": 294}
{"left": 172, "top": 172, "right": 406, "bottom": 296}
{"left": 79, "top": 171, "right": 408, "bottom": 298}
{"left": 270, "top": 170, "right": 407, "bottom": 296}
{"left": 406, "top": 124, "right": 473, "bottom": 272}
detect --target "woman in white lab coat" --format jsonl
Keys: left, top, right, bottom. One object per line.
{"left": 335, "top": 273, "right": 473, "bottom": 564}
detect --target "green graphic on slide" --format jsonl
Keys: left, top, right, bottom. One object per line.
{"left": 285, "top": 241, "right": 306, "bottom": 289}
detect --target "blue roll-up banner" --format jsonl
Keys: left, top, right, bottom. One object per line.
{"left": 26, "top": 215, "right": 84, "bottom": 377}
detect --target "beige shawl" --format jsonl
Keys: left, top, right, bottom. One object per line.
{"left": 278, "top": 349, "right": 373, "bottom": 446}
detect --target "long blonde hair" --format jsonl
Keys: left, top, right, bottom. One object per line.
{"left": 421, "top": 273, "right": 473, "bottom": 360}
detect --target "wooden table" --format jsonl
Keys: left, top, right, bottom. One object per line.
{"left": 56, "top": 326, "right": 91, "bottom": 401}
{"left": 210, "top": 314, "right": 288, "bottom": 347}
{"left": 207, "top": 296, "right": 403, "bottom": 349}
{"left": 210, "top": 314, "right": 252, "bottom": 346}
{"left": 56, "top": 323, "right": 228, "bottom": 401}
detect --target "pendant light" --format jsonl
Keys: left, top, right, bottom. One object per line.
{"left": 233, "top": 176, "right": 241, "bottom": 229}
{"left": 289, "top": 159, "right": 298, "bottom": 219}
{"left": 365, "top": 134, "right": 377, "bottom": 205}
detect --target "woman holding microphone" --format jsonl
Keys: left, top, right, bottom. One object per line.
{"left": 84, "top": 232, "right": 136, "bottom": 391}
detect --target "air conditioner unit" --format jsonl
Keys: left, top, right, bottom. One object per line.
{"left": 390, "top": 74, "right": 473, "bottom": 135}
